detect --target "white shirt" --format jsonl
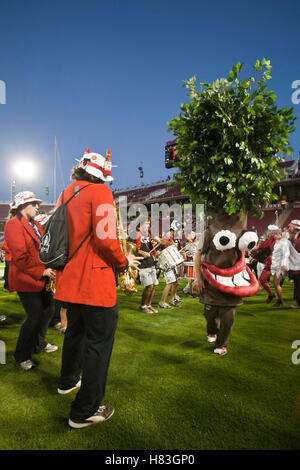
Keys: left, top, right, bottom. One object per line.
{"left": 271, "top": 238, "right": 290, "bottom": 272}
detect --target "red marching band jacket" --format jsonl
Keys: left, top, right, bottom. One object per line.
{"left": 54, "top": 181, "right": 127, "bottom": 308}
{"left": 4, "top": 216, "right": 46, "bottom": 292}
{"left": 254, "top": 235, "right": 276, "bottom": 269}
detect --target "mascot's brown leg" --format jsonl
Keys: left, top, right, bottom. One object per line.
{"left": 204, "top": 305, "right": 219, "bottom": 337}
{"left": 215, "top": 306, "right": 235, "bottom": 349}
{"left": 204, "top": 305, "right": 235, "bottom": 350}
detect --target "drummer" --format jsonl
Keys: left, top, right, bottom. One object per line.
{"left": 158, "top": 229, "right": 182, "bottom": 309}
{"left": 181, "top": 230, "right": 197, "bottom": 297}
{"left": 131, "top": 219, "right": 160, "bottom": 314}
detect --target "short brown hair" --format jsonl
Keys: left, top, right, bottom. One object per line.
{"left": 70, "top": 166, "right": 104, "bottom": 184}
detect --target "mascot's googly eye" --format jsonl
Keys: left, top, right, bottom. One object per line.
{"left": 212, "top": 230, "right": 237, "bottom": 251}
{"left": 238, "top": 231, "right": 258, "bottom": 252}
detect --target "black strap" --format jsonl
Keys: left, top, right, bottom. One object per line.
{"left": 62, "top": 183, "right": 93, "bottom": 206}
{"left": 68, "top": 227, "right": 93, "bottom": 262}
{"left": 62, "top": 183, "right": 94, "bottom": 262}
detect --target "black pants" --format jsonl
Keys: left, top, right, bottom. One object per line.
{"left": 204, "top": 304, "right": 236, "bottom": 348}
{"left": 58, "top": 302, "right": 118, "bottom": 421}
{"left": 294, "top": 273, "right": 300, "bottom": 305}
{"left": 14, "top": 290, "right": 53, "bottom": 363}
{"left": 3, "top": 261, "right": 10, "bottom": 290}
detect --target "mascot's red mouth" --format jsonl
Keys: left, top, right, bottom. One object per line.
{"left": 200, "top": 253, "right": 259, "bottom": 297}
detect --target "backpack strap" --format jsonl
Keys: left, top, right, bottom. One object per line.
{"left": 63, "top": 183, "right": 94, "bottom": 262}
{"left": 64, "top": 183, "right": 93, "bottom": 206}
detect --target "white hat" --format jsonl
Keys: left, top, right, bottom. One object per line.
{"left": 77, "top": 148, "right": 114, "bottom": 182}
{"left": 11, "top": 191, "right": 42, "bottom": 210}
{"left": 290, "top": 219, "right": 300, "bottom": 230}
{"left": 34, "top": 214, "right": 50, "bottom": 226}
{"left": 267, "top": 224, "right": 280, "bottom": 231}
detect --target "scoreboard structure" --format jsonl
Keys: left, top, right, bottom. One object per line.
{"left": 165, "top": 140, "right": 178, "bottom": 168}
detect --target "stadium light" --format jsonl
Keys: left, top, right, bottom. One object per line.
{"left": 9, "top": 158, "right": 37, "bottom": 201}
{"left": 13, "top": 159, "right": 36, "bottom": 180}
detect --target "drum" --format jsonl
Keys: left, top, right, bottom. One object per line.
{"left": 178, "top": 262, "right": 195, "bottom": 279}
{"left": 156, "top": 245, "right": 184, "bottom": 272}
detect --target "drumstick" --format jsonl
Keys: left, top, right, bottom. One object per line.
{"left": 149, "top": 242, "right": 161, "bottom": 254}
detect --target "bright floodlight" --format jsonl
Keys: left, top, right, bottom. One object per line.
{"left": 13, "top": 160, "right": 36, "bottom": 180}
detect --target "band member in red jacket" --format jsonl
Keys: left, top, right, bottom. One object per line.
{"left": 4, "top": 191, "right": 57, "bottom": 370}
{"left": 1, "top": 238, "right": 11, "bottom": 292}
{"left": 54, "top": 148, "right": 141, "bottom": 429}
{"left": 253, "top": 225, "right": 278, "bottom": 303}
{"left": 288, "top": 220, "right": 300, "bottom": 308}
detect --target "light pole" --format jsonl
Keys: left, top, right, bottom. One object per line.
{"left": 11, "top": 177, "right": 16, "bottom": 202}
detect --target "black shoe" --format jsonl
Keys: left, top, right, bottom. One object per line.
{"left": 68, "top": 406, "right": 115, "bottom": 429}
{"left": 274, "top": 300, "right": 283, "bottom": 307}
{"left": 266, "top": 294, "right": 275, "bottom": 304}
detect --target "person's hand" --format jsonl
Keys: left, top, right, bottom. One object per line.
{"left": 43, "top": 268, "right": 56, "bottom": 279}
{"left": 140, "top": 250, "right": 151, "bottom": 258}
{"left": 193, "top": 276, "right": 204, "bottom": 294}
{"left": 127, "top": 254, "right": 143, "bottom": 270}
{"left": 281, "top": 265, "right": 288, "bottom": 272}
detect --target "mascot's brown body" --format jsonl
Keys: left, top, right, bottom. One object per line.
{"left": 196, "top": 210, "right": 259, "bottom": 355}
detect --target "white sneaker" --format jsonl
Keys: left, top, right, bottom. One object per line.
{"left": 43, "top": 343, "right": 58, "bottom": 353}
{"left": 206, "top": 334, "right": 217, "bottom": 343}
{"left": 58, "top": 380, "right": 81, "bottom": 395}
{"left": 68, "top": 405, "right": 115, "bottom": 429}
{"left": 214, "top": 347, "right": 227, "bottom": 356}
{"left": 19, "top": 360, "right": 36, "bottom": 370}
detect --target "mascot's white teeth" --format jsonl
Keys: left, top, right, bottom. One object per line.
{"left": 200, "top": 253, "right": 260, "bottom": 297}
{"left": 207, "top": 265, "right": 251, "bottom": 288}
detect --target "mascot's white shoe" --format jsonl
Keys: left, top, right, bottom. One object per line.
{"left": 214, "top": 347, "right": 227, "bottom": 356}
{"left": 206, "top": 334, "right": 217, "bottom": 343}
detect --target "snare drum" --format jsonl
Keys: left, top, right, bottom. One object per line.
{"left": 156, "top": 245, "right": 184, "bottom": 272}
{"left": 178, "top": 262, "right": 195, "bottom": 279}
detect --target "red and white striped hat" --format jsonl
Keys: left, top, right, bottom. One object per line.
{"left": 290, "top": 220, "right": 300, "bottom": 230}
{"left": 11, "top": 191, "right": 42, "bottom": 210}
{"left": 78, "top": 148, "right": 114, "bottom": 182}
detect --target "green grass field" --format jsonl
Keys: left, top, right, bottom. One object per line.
{"left": 0, "top": 278, "right": 299, "bottom": 450}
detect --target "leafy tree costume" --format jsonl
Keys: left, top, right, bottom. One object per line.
{"left": 168, "top": 60, "right": 296, "bottom": 352}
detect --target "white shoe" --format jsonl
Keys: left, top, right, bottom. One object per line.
{"left": 43, "top": 343, "right": 58, "bottom": 353}
{"left": 58, "top": 380, "right": 81, "bottom": 395}
{"left": 19, "top": 360, "right": 36, "bottom": 370}
{"left": 68, "top": 405, "right": 115, "bottom": 429}
{"left": 214, "top": 347, "right": 227, "bottom": 356}
{"left": 206, "top": 334, "right": 217, "bottom": 343}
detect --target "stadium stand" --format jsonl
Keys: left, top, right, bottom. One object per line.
{"left": 0, "top": 156, "right": 299, "bottom": 238}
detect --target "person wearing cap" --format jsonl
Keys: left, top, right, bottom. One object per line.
{"left": 253, "top": 225, "right": 279, "bottom": 304}
{"left": 158, "top": 229, "right": 182, "bottom": 308}
{"left": 4, "top": 191, "right": 58, "bottom": 371}
{"left": 270, "top": 228, "right": 290, "bottom": 307}
{"left": 288, "top": 220, "right": 300, "bottom": 308}
{"left": 54, "top": 148, "right": 141, "bottom": 429}
{"left": 130, "top": 219, "right": 160, "bottom": 314}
